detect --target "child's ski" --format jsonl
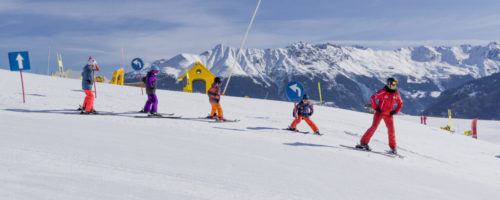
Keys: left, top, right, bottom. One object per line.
{"left": 208, "top": 119, "right": 240, "bottom": 123}
{"left": 134, "top": 115, "right": 181, "bottom": 119}
{"left": 132, "top": 111, "right": 175, "bottom": 116}
{"left": 282, "top": 128, "right": 309, "bottom": 134}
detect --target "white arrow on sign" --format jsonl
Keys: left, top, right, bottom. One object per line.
{"left": 16, "top": 54, "right": 24, "bottom": 69}
{"left": 133, "top": 60, "right": 142, "bottom": 68}
{"left": 290, "top": 84, "right": 301, "bottom": 97}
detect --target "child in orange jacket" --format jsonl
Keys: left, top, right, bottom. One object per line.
{"left": 208, "top": 77, "right": 225, "bottom": 121}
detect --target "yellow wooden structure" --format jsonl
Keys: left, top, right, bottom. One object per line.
{"left": 95, "top": 76, "right": 106, "bottom": 83}
{"left": 177, "top": 62, "right": 215, "bottom": 93}
{"left": 109, "top": 68, "right": 124, "bottom": 85}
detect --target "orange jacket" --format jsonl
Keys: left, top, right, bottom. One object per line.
{"left": 208, "top": 83, "right": 221, "bottom": 103}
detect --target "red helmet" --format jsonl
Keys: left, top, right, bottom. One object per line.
{"left": 89, "top": 56, "right": 94, "bottom": 60}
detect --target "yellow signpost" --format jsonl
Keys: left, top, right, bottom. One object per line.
{"left": 56, "top": 53, "right": 65, "bottom": 77}
{"left": 318, "top": 82, "right": 323, "bottom": 104}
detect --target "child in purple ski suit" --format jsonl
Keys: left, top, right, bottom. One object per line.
{"left": 142, "top": 65, "right": 161, "bottom": 117}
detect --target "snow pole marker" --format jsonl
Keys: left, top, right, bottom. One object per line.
{"left": 472, "top": 118, "right": 478, "bottom": 139}
{"left": 8, "top": 51, "right": 30, "bottom": 104}
{"left": 47, "top": 46, "right": 51, "bottom": 75}
{"left": 56, "top": 53, "right": 65, "bottom": 77}
{"left": 131, "top": 58, "right": 145, "bottom": 95}
{"left": 318, "top": 82, "right": 322, "bottom": 104}
{"left": 222, "top": 0, "right": 262, "bottom": 95}
{"left": 139, "top": 71, "right": 144, "bottom": 95}
{"left": 294, "top": 100, "right": 297, "bottom": 133}
{"left": 20, "top": 69, "right": 25, "bottom": 104}
{"left": 448, "top": 109, "right": 453, "bottom": 132}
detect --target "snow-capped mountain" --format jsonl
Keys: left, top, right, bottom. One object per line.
{"left": 125, "top": 42, "right": 500, "bottom": 115}
{"left": 424, "top": 71, "right": 500, "bottom": 119}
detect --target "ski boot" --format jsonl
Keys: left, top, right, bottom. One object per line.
{"left": 148, "top": 112, "right": 163, "bottom": 117}
{"left": 139, "top": 109, "right": 148, "bottom": 113}
{"left": 355, "top": 143, "right": 371, "bottom": 151}
{"left": 389, "top": 148, "right": 397, "bottom": 154}
{"left": 80, "top": 110, "right": 90, "bottom": 115}
{"left": 314, "top": 130, "right": 322, "bottom": 135}
{"left": 77, "top": 105, "right": 85, "bottom": 111}
{"left": 204, "top": 113, "right": 216, "bottom": 119}
{"left": 90, "top": 109, "right": 98, "bottom": 114}
{"left": 285, "top": 126, "right": 296, "bottom": 131}
{"left": 216, "top": 117, "right": 226, "bottom": 122}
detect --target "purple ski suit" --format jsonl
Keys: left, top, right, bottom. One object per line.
{"left": 143, "top": 71, "right": 158, "bottom": 113}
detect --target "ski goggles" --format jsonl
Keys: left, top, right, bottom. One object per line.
{"left": 388, "top": 80, "right": 398, "bottom": 86}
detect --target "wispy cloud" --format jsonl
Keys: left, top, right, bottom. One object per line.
{"left": 2, "top": 0, "right": 500, "bottom": 76}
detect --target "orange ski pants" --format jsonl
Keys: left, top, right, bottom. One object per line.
{"left": 82, "top": 90, "right": 94, "bottom": 112}
{"left": 210, "top": 102, "right": 223, "bottom": 118}
{"left": 290, "top": 116, "right": 319, "bottom": 132}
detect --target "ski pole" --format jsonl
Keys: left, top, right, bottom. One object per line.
{"left": 93, "top": 70, "right": 97, "bottom": 98}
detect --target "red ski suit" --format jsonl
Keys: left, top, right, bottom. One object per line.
{"left": 361, "top": 86, "right": 403, "bottom": 149}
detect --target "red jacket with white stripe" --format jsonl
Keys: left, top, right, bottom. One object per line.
{"left": 370, "top": 86, "right": 403, "bottom": 115}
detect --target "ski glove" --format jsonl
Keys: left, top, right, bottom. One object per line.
{"left": 375, "top": 107, "right": 382, "bottom": 113}
{"left": 390, "top": 110, "right": 396, "bottom": 115}
{"left": 87, "top": 80, "right": 92, "bottom": 84}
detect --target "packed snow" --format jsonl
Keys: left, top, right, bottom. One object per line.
{"left": 1, "top": 69, "right": 499, "bottom": 200}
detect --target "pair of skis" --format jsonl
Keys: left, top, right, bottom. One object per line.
{"left": 281, "top": 128, "right": 323, "bottom": 136}
{"left": 340, "top": 144, "right": 404, "bottom": 158}
{"left": 135, "top": 114, "right": 240, "bottom": 123}
{"left": 134, "top": 113, "right": 181, "bottom": 119}
{"left": 197, "top": 116, "right": 240, "bottom": 123}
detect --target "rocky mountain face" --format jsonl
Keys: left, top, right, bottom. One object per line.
{"left": 125, "top": 42, "right": 500, "bottom": 115}
{"left": 424, "top": 72, "right": 500, "bottom": 119}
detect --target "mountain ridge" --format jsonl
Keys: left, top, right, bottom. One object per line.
{"left": 125, "top": 41, "right": 500, "bottom": 115}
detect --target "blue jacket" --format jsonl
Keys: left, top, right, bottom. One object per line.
{"left": 81, "top": 65, "right": 93, "bottom": 90}
{"left": 294, "top": 101, "right": 314, "bottom": 118}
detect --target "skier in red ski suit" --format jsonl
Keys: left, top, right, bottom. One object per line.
{"left": 357, "top": 78, "right": 403, "bottom": 154}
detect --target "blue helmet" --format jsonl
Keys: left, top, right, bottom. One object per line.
{"left": 151, "top": 65, "right": 160, "bottom": 71}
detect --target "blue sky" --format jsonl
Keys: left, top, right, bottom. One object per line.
{"left": 2, "top": 0, "right": 500, "bottom": 76}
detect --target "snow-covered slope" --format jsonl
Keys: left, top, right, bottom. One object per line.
{"left": 126, "top": 42, "right": 500, "bottom": 115}
{"left": 2, "top": 70, "right": 500, "bottom": 200}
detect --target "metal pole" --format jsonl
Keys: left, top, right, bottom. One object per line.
{"left": 47, "top": 46, "right": 51, "bottom": 75}
{"left": 222, "top": 0, "right": 262, "bottom": 95}
{"left": 20, "top": 70, "right": 25, "bottom": 104}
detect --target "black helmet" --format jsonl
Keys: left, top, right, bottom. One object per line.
{"left": 302, "top": 94, "right": 309, "bottom": 100}
{"left": 214, "top": 77, "right": 221, "bottom": 84}
{"left": 386, "top": 77, "right": 398, "bottom": 86}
